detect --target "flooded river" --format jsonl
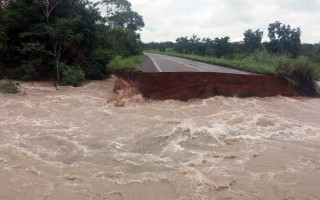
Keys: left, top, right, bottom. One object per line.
{"left": 0, "top": 78, "right": 320, "bottom": 200}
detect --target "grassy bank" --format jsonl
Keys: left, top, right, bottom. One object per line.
{"left": 146, "top": 49, "right": 320, "bottom": 95}
{"left": 108, "top": 55, "right": 145, "bottom": 76}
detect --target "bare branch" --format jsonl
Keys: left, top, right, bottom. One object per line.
{"left": 40, "top": 49, "right": 55, "bottom": 57}
{"left": 33, "top": 0, "right": 61, "bottom": 24}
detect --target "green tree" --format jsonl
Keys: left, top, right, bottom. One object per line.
{"left": 202, "top": 37, "right": 215, "bottom": 56}
{"left": 213, "top": 36, "right": 233, "bottom": 58}
{"left": 102, "top": 0, "right": 131, "bottom": 16}
{"left": 300, "top": 42, "right": 320, "bottom": 63}
{"left": 100, "top": 0, "right": 144, "bottom": 58}
{"left": 174, "top": 36, "right": 188, "bottom": 53}
{"left": 0, "top": 0, "right": 144, "bottom": 82}
{"left": 45, "top": 18, "right": 83, "bottom": 82}
{"left": 243, "top": 29, "right": 263, "bottom": 52}
{"left": 189, "top": 34, "right": 201, "bottom": 55}
{"left": 173, "top": 35, "right": 204, "bottom": 55}
{"left": 267, "top": 21, "right": 301, "bottom": 58}
{"left": 173, "top": 35, "right": 233, "bottom": 57}
{"left": 0, "top": 0, "right": 44, "bottom": 77}
{"left": 108, "top": 11, "right": 144, "bottom": 31}
{"left": 159, "top": 43, "right": 166, "bottom": 52}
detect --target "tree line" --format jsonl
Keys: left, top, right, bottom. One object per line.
{"left": 0, "top": 0, "right": 144, "bottom": 85}
{"left": 145, "top": 21, "right": 320, "bottom": 62}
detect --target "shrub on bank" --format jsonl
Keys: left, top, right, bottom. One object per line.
{"left": 0, "top": 79, "right": 19, "bottom": 94}
{"left": 21, "top": 58, "right": 42, "bottom": 81}
{"left": 108, "top": 55, "right": 144, "bottom": 77}
{"left": 59, "top": 63, "right": 85, "bottom": 87}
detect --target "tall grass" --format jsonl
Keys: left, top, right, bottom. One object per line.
{"left": 108, "top": 55, "right": 144, "bottom": 77}
{"left": 276, "top": 56, "right": 320, "bottom": 95}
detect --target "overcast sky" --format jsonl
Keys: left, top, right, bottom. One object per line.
{"left": 128, "top": 0, "right": 320, "bottom": 43}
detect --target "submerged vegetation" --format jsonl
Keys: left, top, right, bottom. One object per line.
{"left": 145, "top": 21, "right": 320, "bottom": 96}
{"left": 0, "top": 0, "right": 144, "bottom": 86}
{"left": 59, "top": 63, "right": 85, "bottom": 87}
{"left": 0, "top": 79, "right": 19, "bottom": 94}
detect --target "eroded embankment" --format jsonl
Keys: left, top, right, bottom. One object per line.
{"left": 134, "top": 72, "right": 298, "bottom": 101}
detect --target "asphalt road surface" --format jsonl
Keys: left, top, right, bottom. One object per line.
{"left": 142, "top": 52, "right": 253, "bottom": 74}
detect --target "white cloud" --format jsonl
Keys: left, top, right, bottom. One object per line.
{"left": 129, "top": 0, "right": 320, "bottom": 43}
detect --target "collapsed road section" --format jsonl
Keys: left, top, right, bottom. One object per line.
{"left": 135, "top": 72, "right": 297, "bottom": 101}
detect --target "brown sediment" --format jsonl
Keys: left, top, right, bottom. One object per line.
{"left": 63, "top": 174, "right": 80, "bottom": 181}
{"left": 135, "top": 72, "right": 298, "bottom": 101}
{"left": 108, "top": 77, "right": 144, "bottom": 107}
{"left": 224, "top": 155, "right": 239, "bottom": 159}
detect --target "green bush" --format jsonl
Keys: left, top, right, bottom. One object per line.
{"left": 92, "top": 48, "right": 114, "bottom": 65}
{"left": 85, "top": 58, "right": 108, "bottom": 80}
{"left": 21, "top": 58, "right": 42, "bottom": 81}
{"left": 0, "top": 79, "right": 19, "bottom": 94}
{"left": 59, "top": 63, "right": 85, "bottom": 87}
{"left": 107, "top": 55, "right": 144, "bottom": 77}
{"left": 83, "top": 49, "right": 115, "bottom": 79}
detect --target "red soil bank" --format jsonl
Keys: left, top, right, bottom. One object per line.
{"left": 136, "top": 72, "right": 298, "bottom": 101}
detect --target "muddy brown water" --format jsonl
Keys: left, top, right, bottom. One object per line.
{"left": 0, "top": 78, "right": 320, "bottom": 200}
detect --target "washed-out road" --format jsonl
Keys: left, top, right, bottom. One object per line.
{"left": 142, "top": 52, "right": 253, "bottom": 74}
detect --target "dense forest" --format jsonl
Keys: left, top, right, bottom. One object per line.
{"left": 0, "top": 0, "right": 144, "bottom": 86}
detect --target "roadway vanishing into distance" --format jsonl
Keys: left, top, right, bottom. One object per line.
{"left": 142, "top": 52, "right": 253, "bottom": 74}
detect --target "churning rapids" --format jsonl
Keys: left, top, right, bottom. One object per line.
{"left": 0, "top": 77, "right": 320, "bottom": 200}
